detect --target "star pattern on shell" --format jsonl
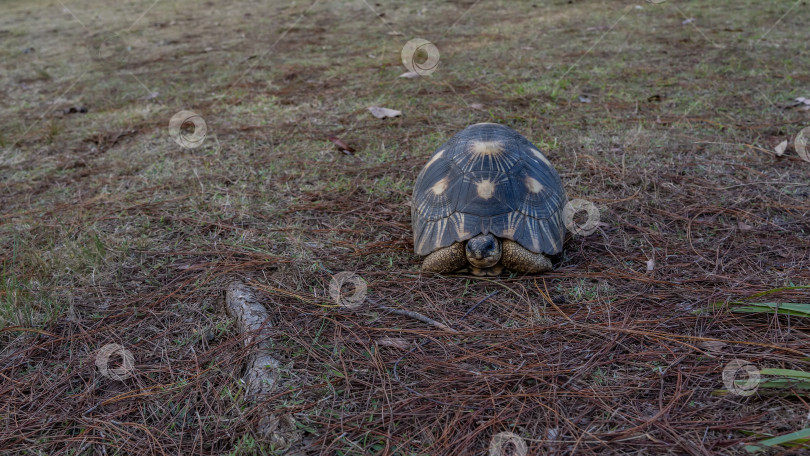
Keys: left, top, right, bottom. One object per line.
{"left": 412, "top": 123, "right": 567, "bottom": 257}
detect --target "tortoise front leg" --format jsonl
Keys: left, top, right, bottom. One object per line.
{"left": 421, "top": 242, "right": 467, "bottom": 273}
{"left": 501, "top": 239, "right": 552, "bottom": 273}
{"left": 471, "top": 264, "right": 504, "bottom": 276}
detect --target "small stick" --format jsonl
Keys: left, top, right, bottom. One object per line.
{"left": 375, "top": 302, "right": 457, "bottom": 333}
{"left": 535, "top": 279, "right": 573, "bottom": 323}
{"left": 391, "top": 290, "right": 501, "bottom": 411}
{"left": 460, "top": 291, "right": 500, "bottom": 321}
{"left": 369, "top": 291, "right": 499, "bottom": 333}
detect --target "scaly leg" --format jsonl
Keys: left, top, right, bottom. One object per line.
{"left": 500, "top": 239, "right": 553, "bottom": 273}
{"left": 421, "top": 242, "right": 467, "bottom": 273}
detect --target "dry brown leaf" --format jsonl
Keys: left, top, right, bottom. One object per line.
{"left": 367, "top": 106, "right": 402, "bottom": 119}
{"left": 785, "top": 97, "right": 810, "bottom": 111}
{"left": 774, "top": 140, "right": 788, "bottom": 156}
{"left": 327, "top": 136, "right": 355, "bottom": 154}
{"left": 376, "top": 337, "right": 410, "bottom": 349}
{"left": 348, "top": 336, "right": 410, "bottom": 350}
{"left": 698, "top": 340, "right": 727, "bottom": 353}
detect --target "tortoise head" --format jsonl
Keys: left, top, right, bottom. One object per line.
{"left": 465, "top": 234, "right": 501, "bottom": 268}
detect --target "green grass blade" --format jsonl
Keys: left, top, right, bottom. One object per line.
{"left": 759, "top": 369, "right": 810, "bottom": 379}
{"left": 744, "top": 427, "right": 810, "bottom": 453}
{"left": 729, "top": 302, "right": 810, "bottom": 317}
{"left": 757, "top": 380, "right": 810, "bottom": 390}
{"left": 749, "top": 285, "right": 810, "bottom": 299}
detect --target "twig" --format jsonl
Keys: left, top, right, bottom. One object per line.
{"left": 391, "top": 290, "right": 501, "bottom": 410}
{"left": 377, "top": 304, "right": 457, "bottom": 333}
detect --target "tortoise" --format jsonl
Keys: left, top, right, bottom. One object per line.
{"left": 412, "top": 123, "right": 566, "bottom": 276}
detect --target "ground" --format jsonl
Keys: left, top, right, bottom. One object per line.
{"left": 1, "top": 0, "right": 809, "bottom": 454}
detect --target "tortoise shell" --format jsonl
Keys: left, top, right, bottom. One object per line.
{"left": 412, "top": 123, "right": 567, "bottom": 257}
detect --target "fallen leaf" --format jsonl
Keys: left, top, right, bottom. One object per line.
{"left": 682, "top": 18, "right": 695, "bottom": 25}
{"left": 646, "top": 258, "right": 655, "bottom": 272}
{"left": 469, "top": 103, "right": 484, "bottom": 110}
{"left": 774, "top": 140, "right": 788, "bottom": 156}
{"left": 376, "top": 337, "right": 410, "bottom": 349}
{"left": 399, "top": 71, "right": 420, "bottom": 79}
{"left": 367, "top": 106, "right": 402, "bottom": 119}
{"left": 348, "top": 336, "right": 410, "bottom": 349}
{"left": 698, "top": 340, "right": 727, "bottom": 352}
{"left": 327, "top": 136, "right": 355, "bottom": 154}
{"left": 738, "top": 221, "right": 753, "bottom": 230}
{"left": 785, "top": 97, "right": 810, "bottom": 111}
{"left": 578, "top": 95, "right": 591, "bottom": 103}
